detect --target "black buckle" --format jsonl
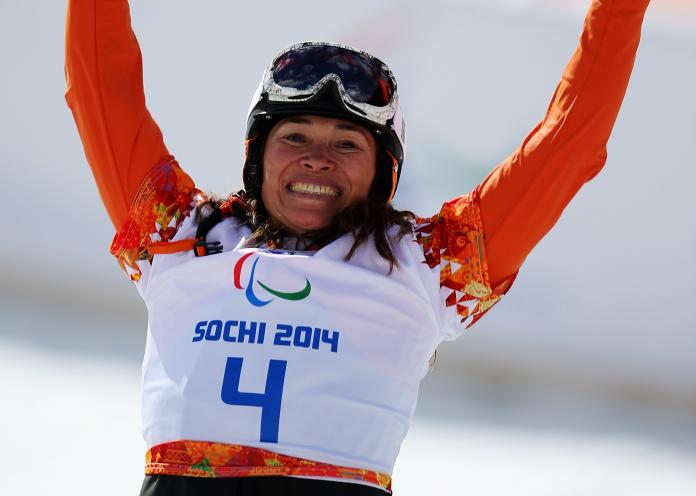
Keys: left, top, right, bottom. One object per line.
{"left": 193, "top": 239, "right": 223, "bottom": 257}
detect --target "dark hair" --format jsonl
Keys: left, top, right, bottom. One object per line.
{"left": 197, "top": 142, "right": 415, "bottom": 271}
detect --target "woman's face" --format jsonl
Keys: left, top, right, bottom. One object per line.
{"left": 261, "top": 114, "right": 377, "bottom": 236}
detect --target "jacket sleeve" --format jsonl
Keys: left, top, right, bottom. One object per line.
{"left": 65, "top": 0, "right": 200, "bottom": 282}
{"left": 64, "top": 0, "right": 171, "bottom": 229}
{"left": 479, "top": 0, "right": 650, "bottom": 289}
{"left": 414, "top": 0, "right": 649, "bottom": 334}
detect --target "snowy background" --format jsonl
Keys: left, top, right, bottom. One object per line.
{"left": 1, "top": 0, "right": 695, "bottom": 494}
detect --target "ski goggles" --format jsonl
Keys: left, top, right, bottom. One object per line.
{"left": 260, "top": 42, "right": 401, "bottom": 127}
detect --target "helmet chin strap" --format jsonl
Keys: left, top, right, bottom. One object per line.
{"left": 386, "top": 151, "right": 399, "bottom": 204}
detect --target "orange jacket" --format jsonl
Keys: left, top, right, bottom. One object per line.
{"left": 64, "top": 0, "right": 649, "bottom": 290}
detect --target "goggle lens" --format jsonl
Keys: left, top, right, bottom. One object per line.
{"left": 272, "top": 45, "right": 394, "bottom": 107}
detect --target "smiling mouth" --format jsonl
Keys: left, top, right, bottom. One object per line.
{"left": 289, "top": 182, "right": 341, "bottom": 198}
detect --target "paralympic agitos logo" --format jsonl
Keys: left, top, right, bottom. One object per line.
{"left": 233, "top": 252, "right": 311, "bottom": 307}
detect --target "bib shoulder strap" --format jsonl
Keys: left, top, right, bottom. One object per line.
{"left": 148, "top": 194, "right": 248, "bottom": 257}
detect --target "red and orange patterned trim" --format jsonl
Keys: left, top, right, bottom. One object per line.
{"left": 145, "top": 440, "right": 392, "bottom": 492}
{"left": 414, "top": 191, "right": 512, "bottom": 328}
{"left": 109, "top": 156, "right": 202, "bottom": 281}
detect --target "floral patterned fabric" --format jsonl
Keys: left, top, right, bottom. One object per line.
{"left": 109, "top": 157, "right": 202, "bottom": 281}
{"left": 414, "top": 192, "right": 512, "bottom": 329}
{"left": 145, "top": 440, "right": 392, "bottom": 492}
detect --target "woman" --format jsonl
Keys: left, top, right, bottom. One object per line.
{"left": 64, "top": 0, "right": 650, "bottom": 494}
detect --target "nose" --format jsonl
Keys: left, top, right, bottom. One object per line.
{"left": 301, "top": 143, "right": 335, "bottom": 172}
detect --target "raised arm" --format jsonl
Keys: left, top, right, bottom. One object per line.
{"left": 479, "top": 0, "right": 650, "bottom": 289}
{"left": 64, "top": 0, "right": 170, "bottom": 229}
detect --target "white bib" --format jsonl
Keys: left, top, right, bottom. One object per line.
{"left": 138, "top": 217, "right": 444, "bottom": 474}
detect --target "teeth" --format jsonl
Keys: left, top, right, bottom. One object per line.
{"left": 290, "top": 183, "right": 339, "bottom": 197}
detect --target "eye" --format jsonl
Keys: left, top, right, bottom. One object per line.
{"left": 336, "top": 140, "right": 360, "bottom": 150}
{"left": 282, "top": 133, "right": 307, "bottom": 144}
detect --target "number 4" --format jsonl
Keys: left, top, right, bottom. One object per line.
{"left": 220, "top": 357, "right": 287, "bottom": 443}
